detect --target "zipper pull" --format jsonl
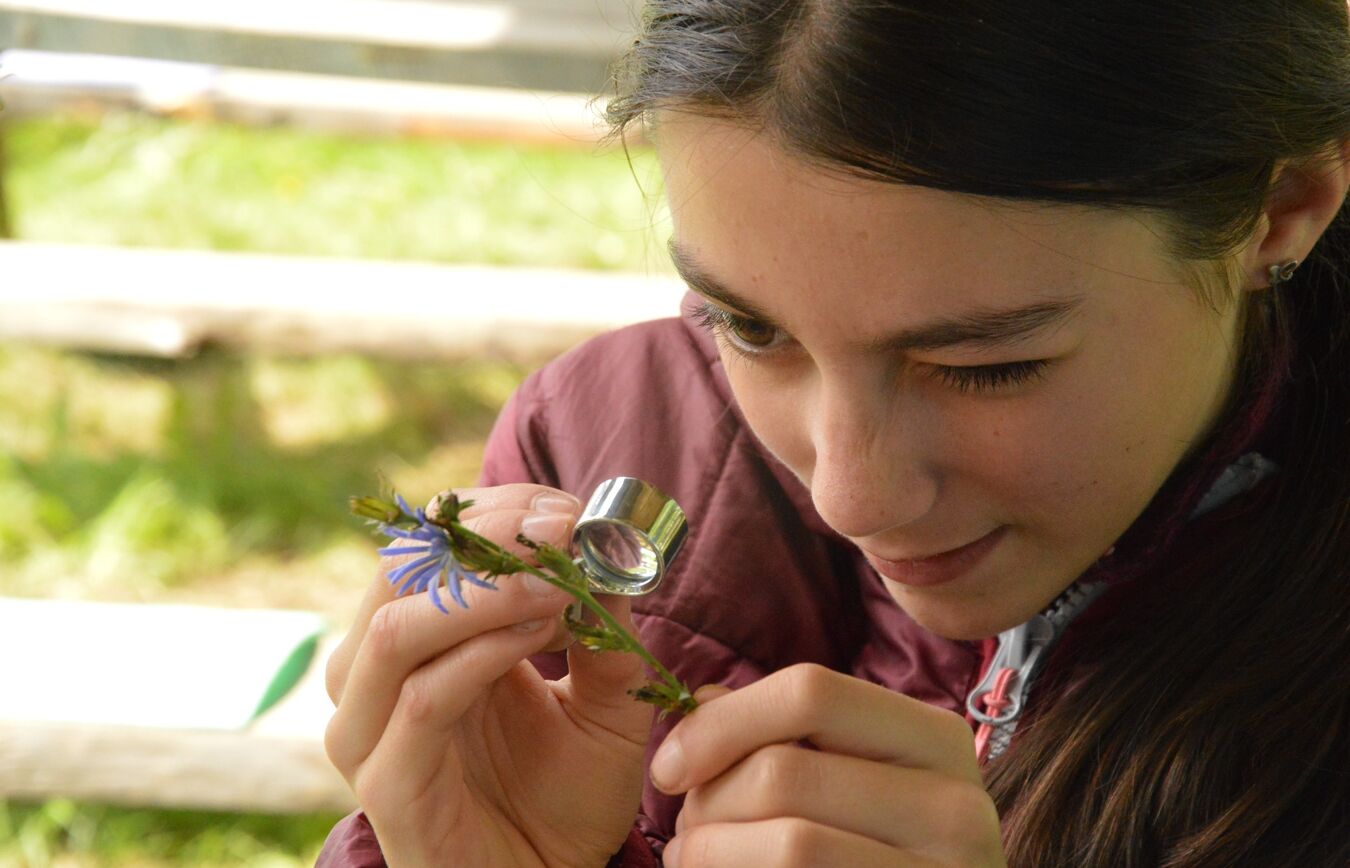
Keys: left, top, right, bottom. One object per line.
{"left": 966, "top": 614, "right": 1055, "bottom": 726}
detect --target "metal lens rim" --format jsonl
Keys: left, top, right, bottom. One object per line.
{"left": 574, "top": 517, "right": 663, "bottom": 595}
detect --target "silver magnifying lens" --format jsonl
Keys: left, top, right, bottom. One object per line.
{"left": 571, "top": 477, "right": 687, "bottom": 595}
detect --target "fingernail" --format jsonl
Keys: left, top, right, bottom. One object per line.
{"left": 532, "top": 493, "right": 579, "bottom": 514}
{"left": 650, "top": 736, "right": 686, "bottom": 792}
{"left": 663, "top": 836, "right": 683, "bottom": 867}
{"left": 514, "top": 617, "right": 550, "bottom": 633}
{"left": 521, "top": 512, "right": 571, "bottom": 543}
{"left": 522, "top": 572, "right": 562, "bottom": 597}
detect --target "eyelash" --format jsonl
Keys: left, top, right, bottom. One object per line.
{"left": 690, "top": 301, "right": 1051, "bottom": 394}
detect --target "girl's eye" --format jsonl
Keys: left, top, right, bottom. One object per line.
{"left": 690, "top": 302, "right": 784, "bottom": 353}
{"left": 932, "top": 359, "right": 1050, "bottom": 394}
{"left": 691, "top": 300, "right": 1050, "bottom": 393}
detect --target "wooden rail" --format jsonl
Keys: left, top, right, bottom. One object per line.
{"left": 0, "top": 635, "right": 356, "bottom": 814}
{"left": 0, "top": 241, "right": 686, "bottom": 360}
{"left": 0, "top": 0, "right": 637, "bottom": 92}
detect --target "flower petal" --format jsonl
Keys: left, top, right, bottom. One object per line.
{"left": 458, "top": 564, "right": 496, "bottom": 591}
{"left": 378, "top": 544, "right": 431, "bottom": 557}
{"left": 426, "top": 581, "right": 451, "bottom": 614}
{"left": 380, "top": 523, "right": 444, "bottom": 542}
{"left": 398, "top": 558, "right": 444, "bottom": 596}
{"left": 445, "top": 568, "right": 469, "bottom": 609}
{"left": 387, "top": 553, "right": 441, "bottom": 585}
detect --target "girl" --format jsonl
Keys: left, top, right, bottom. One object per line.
{"left": 318, "top": 2, "right": 1350, "bottom": 865}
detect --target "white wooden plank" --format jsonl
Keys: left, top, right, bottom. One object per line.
{"left": 0, "top": 721, "right": 355, "bottom": 813}
{"left": 0, "top": 629, "right": 353, "bottom": 813}
{"left": 0, "top": 241, "right": 688, "bottom": 359}
{"left": 0, "top": 51, "right": 610, "bottom": 143}
{"left": 0, "top": 0, "right": 631, "bottom": 55}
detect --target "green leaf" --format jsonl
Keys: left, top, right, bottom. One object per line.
{"left": 348, "top": 495, "right": 402, "bottom": 524}
{"left": 629, "top": 682, "right": 698, "bottom": 719}
{"left": 563, "top": 616, "right": 629, "bottom": 653}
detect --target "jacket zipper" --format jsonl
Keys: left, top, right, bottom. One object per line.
{"left": 965, "top": 451, "right": 1278, "bottom": 764}
{"left": 967, "top": 579, "right": 1108, "bottom": 763}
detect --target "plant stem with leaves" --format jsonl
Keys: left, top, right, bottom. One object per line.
{"left": 350, "top": 492, "right": 697, "bottom": 717}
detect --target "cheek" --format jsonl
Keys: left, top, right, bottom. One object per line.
{"left": 933, "top": 398, "right": 1106, "bottom": 525}
{"left": 723, "top": 364, "right": 815, "bottom": 471}
{"left": 965, "top": 345, "right": 1220, "bottom": 546}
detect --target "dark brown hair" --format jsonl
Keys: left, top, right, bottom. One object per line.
{"left": 605, "top": 2, "right": 1350, "bottom": 865}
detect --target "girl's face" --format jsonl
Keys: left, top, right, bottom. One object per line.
{"left": 658, "top": 117, "right": 1245, "bottom": 640}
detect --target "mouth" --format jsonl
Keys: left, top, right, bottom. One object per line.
{"left": 861, "top": 526, "right": 1008, "bottom": 588}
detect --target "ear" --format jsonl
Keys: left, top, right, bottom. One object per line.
{"left": 1239, "top": 139, "right": 1350, "bottom": 289}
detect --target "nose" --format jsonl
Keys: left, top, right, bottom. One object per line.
{"left": 806, "top": 374, "right": 939, "bottom": 540}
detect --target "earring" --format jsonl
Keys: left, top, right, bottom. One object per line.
{"left": 1267, "top": 260, "right": 1300, "bottom": 289}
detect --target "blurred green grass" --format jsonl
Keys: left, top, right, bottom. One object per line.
{"left": 0, "top": 799, "right": 345, "bottom": 867}
{"left": 0, "top": 110, "right": 672, "bottom": 865}
{"left": 0, "top": 344, "right": 528, "bottom": 606}
{"left": 6, "top": 110, "right": 671, "bottom": 270}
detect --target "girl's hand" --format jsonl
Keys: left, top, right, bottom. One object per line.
{"left": 323, "top": 484, "right": 653, "bottom": 868}
{"left": 652, "top": 664, "right": 1006, "bottom": 867}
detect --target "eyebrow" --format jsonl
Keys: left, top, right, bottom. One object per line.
{"left": 668, "top": 239, "right": 1082, "bottom": 352}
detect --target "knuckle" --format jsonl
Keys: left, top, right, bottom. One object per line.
{"left": 775, "top": 663, "right": 835, "bottom": 722}
{"left": 364, "top": 602, "right": 411, "bottom": 664}
{"left": 460, "top": 511, "right": 513, "bottom": 545}
{"left": 749, "top": 745, "right": 814, "bottom": 811}
{"left": 774, "top": 817, "right": 825, "bottom": 866}
{"left": 350, "top": 766, "right": 386, "bottom": 813}
{"left": 323, "top": 713, "right": 362, "bottom": 778}
{"left": 935, "top": 780, "right": 999, "bottom": 843}
{"left": 322, "top": 715, "right": 348, "bottom": 772}
{"left": 397, "top": 671, "right": 440, "bottom": 726}
{"left": 678, "top": 826, "right": 716, "bottom": 868}
{"left": 324, "top": 642, "right": 351, "bottom": 705}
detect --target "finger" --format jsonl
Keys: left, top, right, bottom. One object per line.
{"left": 324, "top": 571, "right": 573, "bottom": 776}
{"left": 342, "top": 615, "right": 560, "bottom": 826}
{"left": 650, "top": 663, "right": 980, "bottom": 795}
{"left": 677, "top": 744, "right": 1000, "bottom": 857}
{"left": 558, "top": 594, "right": 652, "bottom": 735}
{"left": 435, "top": 484, "right": 581, "bottom": 522}
{"left": 663, "top": 818, "right": 935, "bottom": 868}
{"left": 539, "top": 611, "right": 576, "bottom": 653}
{"left": 693, "top": 684, "right": 733, "bottom": 704}
{"left": 326, "top": 489, "right": 579, "bottom": 704}
{"left": 460, "top": 507, "right": 577, "bottom": 564}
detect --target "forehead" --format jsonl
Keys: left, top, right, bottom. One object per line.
{"left": 655, "top": 115, "right": 1176, "bottom": 320}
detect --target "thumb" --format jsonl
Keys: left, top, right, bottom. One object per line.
{"left": 562, "top": 594, "right": 653, "bottom": 736}
{"left": 692, "top": 683, "right": 733, "bottom": 704}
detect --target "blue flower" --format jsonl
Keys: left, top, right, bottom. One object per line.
{"left": 376, "top": 495, "right": 497, "bottom": 612}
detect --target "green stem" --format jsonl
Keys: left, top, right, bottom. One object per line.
{"left": 512, "top": 563, "right": 684, "bottom": 692}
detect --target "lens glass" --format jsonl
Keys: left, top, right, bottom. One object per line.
{"left": 579, "top": 521, "right": 659, "bottom": 586}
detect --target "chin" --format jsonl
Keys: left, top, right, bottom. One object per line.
{"left": 886, "top": 584, "right": 1034, "bottom": 641}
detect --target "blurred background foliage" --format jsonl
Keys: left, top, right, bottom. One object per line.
{"left": 8, "top": 111, "right": 668, "bottom": 269}
{"left": 0, "top": 799, "right": 346, "bottom": 867}
{"left": 0, "top": 108, "right": 669, "bottom": 866}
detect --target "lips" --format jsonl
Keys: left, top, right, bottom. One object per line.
{"left": 861, "top": 526, "right": 1008, "bottom": 588}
